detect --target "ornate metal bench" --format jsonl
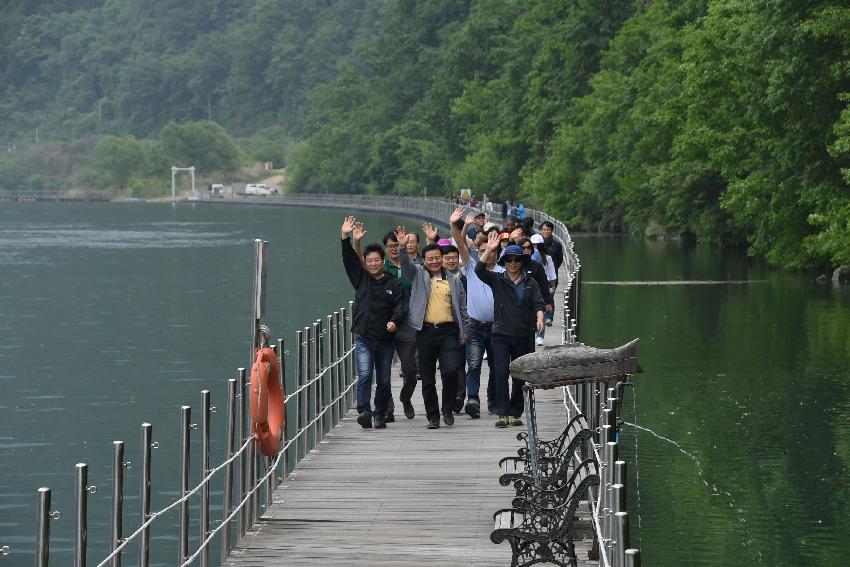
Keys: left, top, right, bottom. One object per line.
{"left": 491, "top": 459, "right": 599, "bottom": 567}
{"left": 499, "top": 413, "right": 592, "bottom": 490}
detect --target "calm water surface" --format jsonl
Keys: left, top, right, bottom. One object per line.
{"left": 1, "top": 203, "right": 848, "bottom": 566}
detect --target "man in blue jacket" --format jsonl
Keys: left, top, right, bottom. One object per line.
{"left": 341, "top": 216, "right": 406, "bottom": 429}
{"left": 475, "top": 233, "right": 545, "bottom": 428}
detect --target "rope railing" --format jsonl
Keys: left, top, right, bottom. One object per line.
{"left": 31, "top": 294, "right": 357, "bottom": 567}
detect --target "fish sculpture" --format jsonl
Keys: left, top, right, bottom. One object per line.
{"left": 509, "top": 339, "right": 642, "bottom": 385}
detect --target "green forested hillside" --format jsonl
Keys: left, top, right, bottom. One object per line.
{"left": 1, "top": 0, "right": 849, "bottom": 269}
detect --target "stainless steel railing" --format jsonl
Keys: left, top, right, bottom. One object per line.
{"left": 561, "top": 254, "right": 642, "bottom": 567}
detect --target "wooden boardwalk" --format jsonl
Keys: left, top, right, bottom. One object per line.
{"left": 224, "top": 296, "right": 598, "bottom": 566}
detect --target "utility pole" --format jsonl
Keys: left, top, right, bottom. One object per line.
{"left": 35, "top": 128, "right": 39, "bottom": 145}
{"left": 208, "top": 97, "right": 212, "bottom": 122}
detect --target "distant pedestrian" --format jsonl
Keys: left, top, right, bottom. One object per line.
{"left": 340, "top": 216, "right": 406, "bottom": 429}
{"left": 515, "top": 236, "right": 554, "bottom": 346}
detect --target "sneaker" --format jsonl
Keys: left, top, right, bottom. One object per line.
{"left": 427, "top": 417, "right": 440, "bottom": 429}
{"left": 509, "top": 416, "right": 523, "bottom": 427}
{"left": 442, "top": 409, "right": 455, "bottom": 426}
{"left": 535, "top": 336, "right": 544, "bottom": 346}
{"left": 464, "top": 402, "right": 480, "bottom": 419}
{"left": 357, "top": 412, "right": 373, "bottom": 429}
{"left": 545, "top": 320, "right": 553, "bottom": 327}
{"left": 374, "top": 415, "right": 387, "bottom": 429}
{"left": 453, "top": 398, "right": 464, "bottom": 414}
{"left": 494, "top": 416, "right": 509, "bottom": 429}
{"left": 487, "top": 402, "right": 497, "bottom": 416}
{"left": 384, "top": 411, "right": 395, "bottom": 423}
{"left": 402, "top": 400, "right": 415, "bottom": 419}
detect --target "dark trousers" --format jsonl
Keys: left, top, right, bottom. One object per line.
{"left": 491, "top": 333, "right": 534, "bottom": 417}
{"left": 396, "top": 323, "right": 420, "bottom": 405}
{"left": 460, "top": 322, "right": 494, "bottom": 405}
{"left": 416, "top": 325, "right": 464, "bottom": 420}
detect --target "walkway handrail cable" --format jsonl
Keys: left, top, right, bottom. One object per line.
{"left": 92, "top": 342, "right": 357, "bottom": 567}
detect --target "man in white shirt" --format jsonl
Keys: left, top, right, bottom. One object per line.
{"left": 450, "top": 206, "right": 504, "bottom": 418}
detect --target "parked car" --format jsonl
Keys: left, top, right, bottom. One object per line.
{"left": 245, "top": 183, "right": 278, "bottom": 196}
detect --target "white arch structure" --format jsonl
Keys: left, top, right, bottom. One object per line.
{"left": 170, "top": 166, "right": 196, "bottom": 202}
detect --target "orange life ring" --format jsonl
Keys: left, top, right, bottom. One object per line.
{"left": 250, "top": 347, "right": 285, "bottom": 457}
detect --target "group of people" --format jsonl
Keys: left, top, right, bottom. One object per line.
{"left": 340, "top": 206, "right": 565, "bottom": 431}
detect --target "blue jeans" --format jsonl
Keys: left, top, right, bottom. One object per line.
{"left": 354, "top": 335, "right": 394, "bottom": 417}
{"left": 464, "top": 323, "right": 494, "bottom": 406}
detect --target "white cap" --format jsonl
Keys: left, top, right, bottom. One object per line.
{"left": 530, "top": 234, "right": 545, "bottom": 244}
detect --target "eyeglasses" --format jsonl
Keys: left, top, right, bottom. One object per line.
{"left": 504, "top": 257, "right": 522, "bottom": 263}
{"left": 522, "top": 245, "right": 533, "bottom": 250}
{"left": 443, "top": 255, "right": 458, "bottom": 262}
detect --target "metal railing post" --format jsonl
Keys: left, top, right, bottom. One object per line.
{"left": 308, "top": 322, "right": 318, "bottom": 450}
{"left": 315, "top": 319, "right": 324, "bottom": 442}
{"left": 346, "top": 301, "right": 354, "bottom": 408}
{"left": 335, "top": 307, "right": 346, "bottom": 421}
{"left": 295, "top": 329, "right": 306, "bottom": 461}
{"left": 624, "top": 549, "right": 641, "bottom": 567}
{"left": 264, "top": 345, "right": 276, "bottom": 514}
{"left": 237, "top": 367, "right": 247, "bottom": 540}
{"left": 35, "top": 487, "right": 51, "bottom": 567}
{"left": 222, "top": 379, "right": 237, "bottom": 559}
{"left": 74, "top": 464, "right": 89, "bottom": 567}
{"left": 179, "top": 406, "right": 191, "bottom": 565}
{"left": 248, "top": 437, "right": 258, "bottom": 522}
{"left": 278, "top": 338, "right": 289, "bottom": 479}
{"left": 200, "top": 390, "right": 211, "bottom": 567}
{"left": 328, "top": 314, "right": 337, "bottom": 427}
{"left": 604, "top": 440, "right": 618, "bottom": 545}
{"left": 614, "top": 512, "right": 630, "bottom": 567}
{"left": 140, "top": 423, "right": 153, "bottom": 567}
{"left": 110, "top": 441, "right": 125, "bottom": 567}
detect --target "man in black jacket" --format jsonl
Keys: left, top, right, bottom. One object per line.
{"left": 341, "top": 216, "right": 406, "bottom": 429}
{"left": 475, "top": 233, "right": 545, "bottom": 428}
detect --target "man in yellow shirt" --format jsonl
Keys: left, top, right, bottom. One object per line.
{"left": 396, "top": 226, "right": 469, "bottom": 429}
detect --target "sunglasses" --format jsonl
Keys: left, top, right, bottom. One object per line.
{"left": 522, "top": 245, "right": 533, "bottom": 250}
{"left": 504, "top": 257, "right": 523, "bottom": 263}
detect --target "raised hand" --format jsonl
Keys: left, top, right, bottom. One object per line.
{"left": 394, "top": 225, "right": 410, "bottom": 245}
{"left": 486, "top": 229, "right": 501, "bottom": 250}
{"left": 341, "top": 215, "right": 357, "bottom": 238}
{"left": 450, "top": 205, "right": 465, "bottom": 225}
{"left": 422, "top": 222, "right": 438, "bottom": 243}
{"left": 352, "top": 221, "right": 367, "bottom": 242}
{"left": 464, "top": 211, "right": 476, "bottom": 226}
{"left": 509, "top": 228, "right": 524, "bottom": 242}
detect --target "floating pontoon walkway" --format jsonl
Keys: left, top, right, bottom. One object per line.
{"left": 223, "top": 317, "right": 597, "bottom": 566}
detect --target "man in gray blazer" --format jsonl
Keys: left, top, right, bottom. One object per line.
{"left": 395, "top": 226, "right": 469, "bottom": 429}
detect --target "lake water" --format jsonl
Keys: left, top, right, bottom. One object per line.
{"left": 1, "top": 202, "right": 848, "bottom": 566}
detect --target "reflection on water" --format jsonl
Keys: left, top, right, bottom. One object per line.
{"left": 576, "top": 234, "right": 850, "bottom": 566}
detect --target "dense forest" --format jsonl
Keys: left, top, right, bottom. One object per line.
{"left": 1, "top": 0, "right": 849, "bottom": 270}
